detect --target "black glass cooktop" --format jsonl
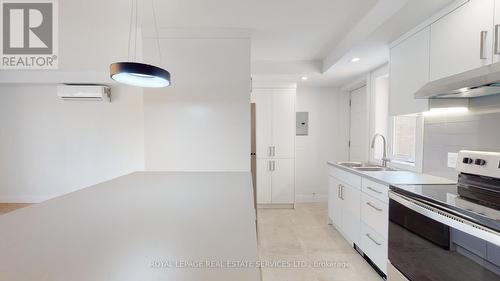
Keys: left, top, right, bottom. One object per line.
{"left": 390, "top": 184, "right": 500, "bottom": 233}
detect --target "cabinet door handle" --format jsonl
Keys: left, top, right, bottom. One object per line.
{"left": 268, "top": 161, "right": 272, "bottom": 171}
{"left": 338, "top": 184, "right": 341, "bottom": 199}
{"left": 340, "top": 185, "right": 344, "bottom": 200}
{"left": 480, "top": 30, "right": 488, "bottom": 59}
{"left": 366, "top": 233, "right": 382, "bottom": 246}
{"left": 272, "top": 146, "right": 276, "bottom": 157}
{"left": 366, "top": 202, "right": 382, "bottom": 212}
{"left": 495, "top": 25, "right": 500, "bottom": 55}
{"left": 366, "top": 186, "right": 382, "bottom": 194}
{"left": 268, "top": 146, "right": 273, "bottom": 157}
{"left": 272, "top": 161, "right": 276, "bottom": 171}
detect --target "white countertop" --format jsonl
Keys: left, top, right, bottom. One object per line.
{"left": 327, "top": 161, "right": 455, "bottom": 185}
{"left": 0, "top": 172, "right": 260, "bottom": 281}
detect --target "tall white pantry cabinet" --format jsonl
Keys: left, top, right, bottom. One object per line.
{"left": 251, "top": 88, "right": 296, "bottom": 207}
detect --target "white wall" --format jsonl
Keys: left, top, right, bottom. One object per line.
{"left": 0, "top": 0, "right": 147, "bottom": 203}
{"left": 0, "top": 0, "right": 133, "bottom": 84}
{"left": 143, "top": 38, "right": 251, "bottom": 171}
{"left": 0, "top": 85, "right": 144, "bottom": 202}
{"left": 295, "top": 87, "right": 350, "bottom": 202}
{"left": 423, "top": 110, "right": 500, "bottom": 180}
{"left": 0, "top": 3, "right": 251, "bottom": 202}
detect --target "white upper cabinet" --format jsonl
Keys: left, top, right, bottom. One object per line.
{"left": 430, "top": 0, "right": 494, "bottom": 81}
{"left": 251, "top": 90, "right": 295, "bottom": 159}
{"left": 389, "top": 0, "right": 500, "bottom": 114}
{"left": 272, "top": 94, "right": 295, "bottom": 159}
{"left": 389, "top": 27, "right": 430, "bottom": 116}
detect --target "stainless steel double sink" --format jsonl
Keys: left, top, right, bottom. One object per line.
{"left": 337, "top": 162, "right": 397, "bottom": 172}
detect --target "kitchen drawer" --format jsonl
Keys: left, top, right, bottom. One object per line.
{"left": 361, "top": 222, "right": 388, "bottom": 274}
{"left": 361, "top": 193, "right": 388, "bottom": 238}
{"left": 362, "top": 178, "right": 389, "bottom": 203}
{"left": 329, "top": 166, "right": 361, "bottom": 189}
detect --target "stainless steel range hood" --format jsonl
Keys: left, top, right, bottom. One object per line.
{"left": 415, "top": 62, "right": 500, "bottom": 99}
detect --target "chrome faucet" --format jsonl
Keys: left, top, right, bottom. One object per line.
{"left": 371, "top": 133, "right": 390, "bottom": 167}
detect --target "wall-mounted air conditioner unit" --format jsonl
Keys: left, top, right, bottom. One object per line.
{"left": 57, "top": 85, "right": 111, "bottom": 102}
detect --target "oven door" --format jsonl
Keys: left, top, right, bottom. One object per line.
{"left": 388, "top": 192, "right": 500, "bottom": 281}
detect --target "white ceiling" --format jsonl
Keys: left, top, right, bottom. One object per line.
{"left": 143, "top": 0, "right": 378, "bottom": 61}
{"left": 295, "top": 0, "right": 455, "bottom": 87}
{"left": 139, "top": 0, "right": 455, "bottom": 87}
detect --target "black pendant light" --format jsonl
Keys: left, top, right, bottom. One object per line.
{"left": 110, "top": 0, "right": 170, "bottom": 88}
{"left": 110, "top": 62, "right": 170, "bottom": 87}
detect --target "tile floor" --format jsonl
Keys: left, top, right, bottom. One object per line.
{"left": 257, "top": 203, "right": 383, "bottom": 281}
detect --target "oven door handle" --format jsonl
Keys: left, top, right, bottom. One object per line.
{"left": 389, "top": 191, "right": 500, "bottom": 247}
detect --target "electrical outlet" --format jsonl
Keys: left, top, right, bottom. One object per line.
{"left": 447, "top": 153, "right": 458, "bottom": 168}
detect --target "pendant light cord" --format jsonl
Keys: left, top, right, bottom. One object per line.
{"left": 127, "top": 0, "right": 162, "bottom": 64}
{"left": 134, "top": 0, "right": 138, "bottom": 61}
{"left": 127, "top": 0, "right": 133, "bottom": 60}
{"left": 152, "top": 0, "right": 162, "bottom": 65}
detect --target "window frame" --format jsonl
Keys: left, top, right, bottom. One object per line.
{"left": 387, "top": 114, "right": 424, "bottom": 173}
{"left": 391, "top": 115, "right": 417, "bottom": 163}
{"left": 366, "top": 63, "right": 424, "bottom": 173}
{"left": 368, "top": 64, "right": 389, "bottom": 165}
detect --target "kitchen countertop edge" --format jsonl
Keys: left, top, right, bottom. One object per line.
{"left": 327, "top": 161, "right": 455, "bottom": 186}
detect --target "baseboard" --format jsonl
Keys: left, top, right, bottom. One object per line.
{"left": 295, "top": 193, "right": 328, "bottom": 203}
{"left": 0, "top": 195, "right": 57, "bottom": 203}
{"left": 257, "top": 203, "right": 294, "bottom": 209}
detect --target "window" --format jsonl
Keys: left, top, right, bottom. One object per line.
{"left": 391, "top": 115, "right": 417, "bottom": 163}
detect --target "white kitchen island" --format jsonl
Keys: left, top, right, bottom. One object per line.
{"left": 0, "top": 172, "right": 260, "bottom": 281}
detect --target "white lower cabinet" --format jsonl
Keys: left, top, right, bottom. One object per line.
{"left": 361, "top": 192, "right": 388, "bottom": 238}
{"left": 361, "top": 222, "right": 388, "bottom": 274}
{"left": 362, "top": 178, "right": 389, "bottom": 203}
{"left": 341, "top": 184, "right": 361, "bottom": 245}
{"left": 271, "top": 159, "right": 295, "bottom": 204}
{"left": 257, "top": 159, "right": 272, "bottom": 204}
{"left": 257, "top": 158, "right": 294, "bottom": 205}
{"left": 328, "top": 172, "right": 361, "bottom": 245}
{"left": 328, "top": 176, "right": 343, "bottom": 230}
{"left": 328, "top": 166, "right": 389, "bottom": 275}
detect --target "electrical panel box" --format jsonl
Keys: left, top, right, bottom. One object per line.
{"left": 296, "top": 112, "right": 309, "bottom": 136}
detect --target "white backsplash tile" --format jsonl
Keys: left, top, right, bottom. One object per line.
{"left": 423, "top": 111, "right": 500, "bottom": 180}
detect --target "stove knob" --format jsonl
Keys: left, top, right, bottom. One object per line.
{"left": 462, "top": 157, "right": 474, "bottom": 164}
{"left": 475, "top": 159, "right": 487, "bottom": 166}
